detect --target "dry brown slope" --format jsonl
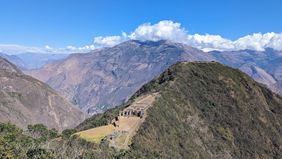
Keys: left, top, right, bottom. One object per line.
{"left": 0, "top": 57, "right": 87, "bottom": 131}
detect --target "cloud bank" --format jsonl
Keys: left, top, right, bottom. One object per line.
{"left": 1, "top": 20, "right": 282, "bottom": 54}
{"left": 96, "top": 20, "right": 282, "bottom": 52}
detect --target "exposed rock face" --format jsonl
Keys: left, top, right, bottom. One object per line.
{"left": 0, "top": 57, "right": 87, "bottom": 131}
{"left": 27, "top": 40, "right": 214, "bottom": 113}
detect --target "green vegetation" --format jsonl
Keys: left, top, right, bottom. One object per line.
{"left": 76, "top": 102, "right": 131, "bottom": 131}
{"left": 0, "top": 123, "right": 56, "bottom": 158}
{"left": 27, "top": 124, "right": 59, "bottom": 142}
{"left": 62, "top": 129, "right": 77, "bottom": 139}
{"left": 7, "top": 92, "right": 22, "bottom": 98}
{"left": 1, "top": 62, "right": 282, "bottom": 158}
{"left": 122, "top": 62, "right": 282, "bottom": 158}
{"left": 75, "top": 125, "right": 115, "bottom": 143}
{"left": 73, "top": 62, "right": 282, "bottom": 158}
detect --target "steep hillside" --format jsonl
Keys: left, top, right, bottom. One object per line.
{"left": 75, "top": 62, "right": 282, "bottom": 159}
{"left": 26, "top": 40, "right": 214, "bottom": 113}
{"left": 0, "top": 57, "right": 86, "bottom": 131}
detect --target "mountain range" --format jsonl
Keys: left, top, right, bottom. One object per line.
{"left": 0, "top": 52, "right": 282, "bottom": 158}
{"left": 24, "top": 40, "right": 282, "bottom": 114}
{"left": 26, "top": 40, "right": 214, "bottom": 113}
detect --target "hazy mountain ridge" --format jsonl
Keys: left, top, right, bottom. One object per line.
{"left": 0, "top": 56, "right": 22, "bottom": 73}
{"left": 0, "top": 52, "right": 69, "bottom": 70}
{"left": 0, "top": 57, "right": 87, "bottom": 131}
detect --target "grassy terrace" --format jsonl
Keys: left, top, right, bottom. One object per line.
{"left": 75, "top": 125, "right": 115, "bottom": 143}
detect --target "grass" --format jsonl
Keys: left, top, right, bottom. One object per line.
{"left": 116, "top": 133, "right": 128, "bottom": 147}
{"left": 75, "top": 125, "right": 115, "bottom": 143}
{"left": 76, "top": 94, "right": 154, "bottom": 149}
{"left": 76, "top": 116, "right": 144, "bottom": 148}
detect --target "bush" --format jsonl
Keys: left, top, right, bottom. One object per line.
{"left": 62, "top": 129, "right": 77, "bottom": 139}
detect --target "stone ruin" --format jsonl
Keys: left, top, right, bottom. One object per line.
{"left": 119, "top": 108, "right": 145, "bottom": 118}
{"left": 111, "top": 95, "right": 156, "bottom": 127}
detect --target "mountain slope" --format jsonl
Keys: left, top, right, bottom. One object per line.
{"left": 26, "top": 40, "right": 214, "bottom": 113}
{"left": 0, "top": 57, "right": 87, "bottom": 131}
{"left": 26, "top": 41, "right": 282, "bottom": 114}
{"left": 2, "top": 62, "right": 282, "bottom": 158}
{"left": 75, "top": 62, "right": 282, "bottom": 159}
{"left": 0, "top": 56, "right": 22, "bottom": 73}
{"left": 211, "top": 48, "right": 282, "bottom": 96}
{"left": 0, "top": 52, "right": 26, "bottom": 69}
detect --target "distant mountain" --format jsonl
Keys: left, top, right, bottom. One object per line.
{"left": 16, "top": 53, "right": 69, "bottom": 69}
{"left": 210, "top": 48, "right": 282, "bottom": 96}
{"left": 0, "top": 52, "right": 26, "bottom": 68}
{"left": 0, "top": 57, "right": 87, "bottom": 131}
{"left": 0, "top": 52, "right": 69, "bottom": 70}
{"left": 26, "top": 40, "right": 215, "bottom": 113}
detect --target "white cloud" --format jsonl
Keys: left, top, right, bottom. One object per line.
{"left": 128, "top": 21, "right": 282, "bottom": 52}
{"left": 93, "top": 35, "right": 125, "bottom": 47}
{"left": 129, "top": 20, "right": 187, "bottom": 42}
{"left": 186, "top": 34, "right": 234, "bottom": 52}
{"left": 94, "top": 20, "right": 282, "bottom": 52}
{"left": 1, "top": 20, "right": 282, "bottom": 54}
{"left": 234, "top": 32, "right": 282, "bottom": 51}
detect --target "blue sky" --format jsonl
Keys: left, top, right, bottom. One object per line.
{"left": 0, "top": 0, "right": 281, "bottom": 53}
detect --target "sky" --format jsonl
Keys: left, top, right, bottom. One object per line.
{"left": 0, "top": 0, "right": 282, "bottom": 53}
